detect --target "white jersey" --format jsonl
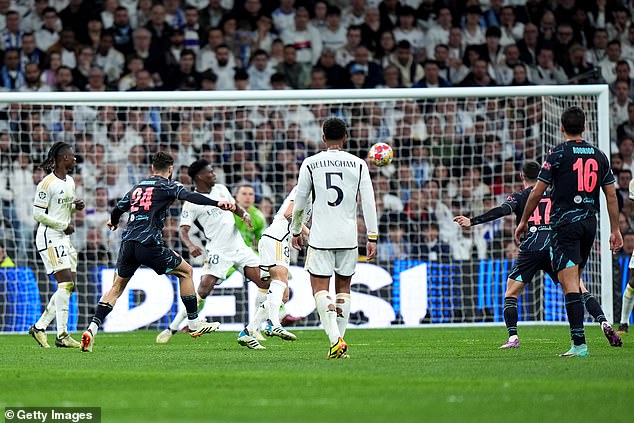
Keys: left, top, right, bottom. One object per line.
{"left": 33, "top": 173, "right": 76, "bottom": 240}
{"left": 179, "top": 184, "right": 243, "bottom": 252}
{"left": 292, "top": 149, "right": 378, "bottom": 249}
{"left": 264, "top": 186, "right": 312, "bottom": 241}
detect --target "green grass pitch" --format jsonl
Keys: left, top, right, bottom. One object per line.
{"left": 1, "top": 326, "right": 632, "bottom": 423}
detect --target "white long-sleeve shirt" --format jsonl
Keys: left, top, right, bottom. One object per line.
{"left": 291, "top": 149, "right": 378, "bottom": 249}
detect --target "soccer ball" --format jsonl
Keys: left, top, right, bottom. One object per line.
{"left": 368, "top": 142, "right": 394, "bottom": 167}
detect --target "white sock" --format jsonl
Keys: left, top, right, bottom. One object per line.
{"left": 336, "top": 293, "right": 351, "bottom": 338}
{"left": 55, "top": 283, "right": 73, "bottom": 336}
{"left": 278, "top": 303, "right": 287, "bottom": 321}
{"left": 314, "top": 290, "right": 340, "bottom": 345}
{"left": 35, "top": 291, "right": 58, "bottom": 330}
{"left": 255, "top": 288, "right": 267, "bottom": 310}
{"left": 247, "top": 301, "right": 269, "bottom": 334}
{"left": 171, "top": 294, "right": 205, "bottom": 332}
{"left": 509, "top": 335, "right": 518, "bottom": 342}
{"left": 169, "top": 308, "right": 188, "bottom": 332}
{"left": 268, "top": 280, "right": 286, "bottom": 327}
{"left": 88, "top": 322, "right": 99, "bottom": 336}
{"left": 621, "top": 285, "right": 634, "bottom": 324}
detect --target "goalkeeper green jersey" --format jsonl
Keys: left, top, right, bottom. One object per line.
{"left": 234, "top": 205, "right": 266, "bottom": 251}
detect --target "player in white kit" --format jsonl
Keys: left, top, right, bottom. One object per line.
{"left": 291, "top": 118, "right": 378, "bottom": 359}
{"left": 28, "top": 142, "right": 85, "bottom": 349}
{"left": 156, "top": 159, "right": 270, "bottom": 344}
{"left": 237, "top": 187, "right": 311, "bottom": 349}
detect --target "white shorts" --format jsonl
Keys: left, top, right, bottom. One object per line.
{"left": 305, "top": 246, "right": 358, "bottom": 277}
{"left": 202, "top": 243, "right": 259, "bottom": 280}
{"left": 36, "top": 233, "right": 77, "bottom": 275}
{"left": 259, "top": 235, "right": 290, "bottom": 279}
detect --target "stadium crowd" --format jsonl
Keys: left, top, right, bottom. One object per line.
{"left": 0, "top": 0, "right": 633, "bottom": 283}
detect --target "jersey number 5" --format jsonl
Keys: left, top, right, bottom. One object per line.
{"left": 130, "top": 187, "right": 155, "bottom": 212}
{"left": 325, "top": 172, "right": 344, "bottom": 207}
{"left": 572, "top": 158, "right": 598, "bottom": 193}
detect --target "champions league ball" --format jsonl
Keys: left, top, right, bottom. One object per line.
{"left": 368, "top": 142, "right": 394, "bottom": 167}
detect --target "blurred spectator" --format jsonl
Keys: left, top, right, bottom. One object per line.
{"left": 316, "top": 48, "right": 348, "bottom": 89}
{"left": 393, "top": 6, "right": 425, "bottom": 55}
{"left": 346, "top": 45, "right": 384, "bottom": 88}
{"left": 462, "top": 5, "right": 485, "bottom": 47}
{"left": 19, "top": 63, "right": 50, "bottom": 92}
{"left": 529, "top": 47, "right": 568, "bottom": 85}
{"left": 425, "top": 7, "right": 451, "bottom": 55}
{"left": 460, "top": 58, "right": 497, "bottom": 87}
{"left": 112, "top": 6, "right": 134, "bottom": 55}
{"left": 0, "top": 48, "right": 24, "bottom": 89}
{"left": 378, "top": 223, "right": 411, "bottom": 263}
{"left": 276, "top": 44, "right": 307, "bottom": 89}
{"left": 413, "top": 59, "right": 450, "bottom": 88}
{"left": 272, "top": 0, "right": 296, "bottom": 35}
{"left": 611, "top": 82, "right": 631, "bottom": 136}
{"left": 247, "top": 49, "right": 274, "bottom": 90}
{"left": 35, "top": 7, "right": 60, "bottom": 52}
{"left": 320, "top": 5, "right": 346, "bottom": 51}
{"left": 1, "top": 11, "right": 22, "bottom": 51}
{"left": 96, "top": 31, "right": 125, "bottom": 84}
{"left": 586, "top": 28, "right": 608, "bottom": 66}
{"left": 388, "top": 40, "right": 423, "bottom": 87}
{"left": 360, "top": 7, "right": 381, "bottom": 53}
{"left": 336, "top": 24, "right": 362, "bottom": 67}
{"left": 617, "top": 103, "right": 634, "bottom": 141}
{"left": 211, "top": 44, "right": 235, "bottom": 90}
{"left": 418, "top": 222, "right": 451, "bottom": 262}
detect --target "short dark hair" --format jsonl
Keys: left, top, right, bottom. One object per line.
{"left": 521, "top": 160, "right": 541, "bottom": 180}
{"left": 322, "top": 118, "right": 347, "bottom": 141}
{"left": 151, "top": 152, "right": 174, "bottom": 172}
{"left": 188, "top": 159, "right": 210, "bottom": 180}
{"left": 561, "top": 106, "right": 585, "bottom": 136}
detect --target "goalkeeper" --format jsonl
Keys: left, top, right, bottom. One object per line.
{"left": 454, "top": 161, "right": 621, "bottom": 349}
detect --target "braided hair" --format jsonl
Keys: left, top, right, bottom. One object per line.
{"left": 41, "top": 142, "right": 71, "bottom": 173}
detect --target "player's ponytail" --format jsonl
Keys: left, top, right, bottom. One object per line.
{"left": 40, "top": 142, "right": 71, "bottom": 172}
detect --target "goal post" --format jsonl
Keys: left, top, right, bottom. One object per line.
{"left": 0, "top": 85, "right": 614, "bottom": 332}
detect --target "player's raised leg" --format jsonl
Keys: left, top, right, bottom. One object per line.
{"left": 81, "top": 272, "right": 129, "bottom": 352}
{"left": 580, "top": 280, "right": 622, "bottom": 346}
{"left": 156, "top": 273, "right": 219, "bottom": 344}
{"left": 618, "top": 277, "right": 634, "bottom": 334}
{"left": 500, "top": 278, "right": 525, "bottom": 349}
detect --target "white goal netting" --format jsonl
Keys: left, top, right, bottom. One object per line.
{"left": 0, "top": 88, "right": 611, "bottom": 332}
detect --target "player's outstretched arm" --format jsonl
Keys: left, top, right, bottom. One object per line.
{"left": 602, "top": 183, "right": 623, "bottom": 252}
{"left": 233, "top": 204, "right": 253, "bottom": 229}
{"left": 177, "top": 190, "right": 235, "bottom": 211}
{"left": 515, "top": 180, "right": 548, "bottom": 243}
{"left": 455, "top": 203, "right": 513, "bottom": 228}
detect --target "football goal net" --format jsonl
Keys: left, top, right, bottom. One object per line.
{"left": 0, "top": 85, "right": 613, "bottom": 333}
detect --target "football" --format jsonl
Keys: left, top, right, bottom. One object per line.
{"left": 368, "top": 142, "right": 394, "bottom": 167}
